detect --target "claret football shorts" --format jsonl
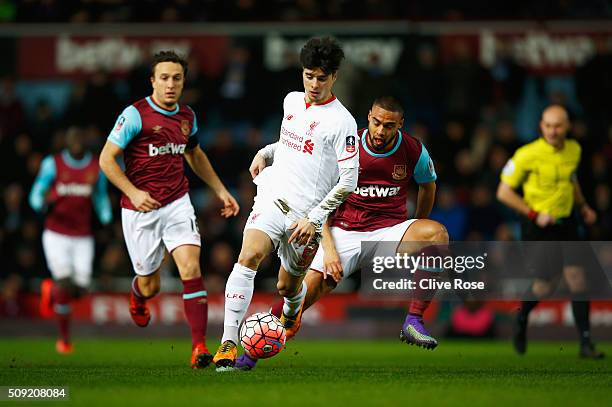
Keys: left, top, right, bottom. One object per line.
{"left": 121, "top": 193, "right": 201, "bottom": 276}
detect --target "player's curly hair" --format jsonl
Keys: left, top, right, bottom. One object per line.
{"left": 300, "top": 37, "right": 345, "bottom": 75}
{"left": 151, "top": 50, "right": 188, "bottom": 77}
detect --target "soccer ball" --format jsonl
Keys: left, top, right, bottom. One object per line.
{"left": 239, "top": 312, "right": 286, "bottom": 359}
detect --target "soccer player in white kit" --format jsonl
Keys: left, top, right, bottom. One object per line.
{"left": 235, "top": 97, "right": 448, "bottom": 371}
{"left": 213, "top": 37, "right": 359, "bottom": 371}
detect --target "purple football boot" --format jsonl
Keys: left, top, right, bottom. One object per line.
{"left": 234, "top": 353, "right": 258, "bottom": 371}
{"left": 399, "top": 314, "right": 438, "bottom": 350}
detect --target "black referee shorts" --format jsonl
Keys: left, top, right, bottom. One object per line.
{"left": 521, "top": 216, "right": 582, "bottom": 280}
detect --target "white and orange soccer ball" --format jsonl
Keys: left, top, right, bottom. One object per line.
{"left": 239, "top": 312, "right": 286, "bottom": 359}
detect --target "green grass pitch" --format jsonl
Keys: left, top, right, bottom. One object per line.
{"left": 1, "top": 338, "right": 610, "bottom": 406}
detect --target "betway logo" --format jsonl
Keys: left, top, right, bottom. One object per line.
{"left": 354, "top": 185, "right": 401, "bottom": 198}
{"left": 56, "top": 183, "right": 92, "bottom": 197}
{"left": 149, "top": 143, "right": 186, "bottom": 156}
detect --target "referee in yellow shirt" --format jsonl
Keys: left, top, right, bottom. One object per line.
{"left": 497, "top": 104, "right": 603, "bottom": 359}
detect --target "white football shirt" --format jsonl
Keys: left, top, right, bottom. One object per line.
{"left": 255, "top": 91, "right": 359, "bottom": 216}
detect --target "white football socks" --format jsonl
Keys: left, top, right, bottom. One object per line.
{"left": 221, "top": 263, "right": 256, "bottom": 344}
{"left": 283, "top": 281, "right": 307, "bottom": 317}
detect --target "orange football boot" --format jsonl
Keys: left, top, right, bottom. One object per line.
{"left": 213, "top": 340, "right": 237, "bottom": 372}
{"left": 280, "top": 303, "right": 304, "bottom": 340}
{"left": 55, "top": 339, "right": 74, "bottom": 354}
{"left": 191, "top": 343, "right": 213, "bottom": 369}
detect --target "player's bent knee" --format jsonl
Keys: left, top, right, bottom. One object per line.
{"left": 431, "top": 223, "right": 449, "bottom": 243}
{"left": 238, "top": 248, "right": 266, "bottom": 269}
{"left": 405, "top": 220, "right": 449, "bottom": 244}
{"left": 419, "top": 220, "right": 449, "bottom": 242}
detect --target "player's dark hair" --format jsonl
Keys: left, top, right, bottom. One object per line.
{"left": 300, "top": 37, "right": 345, "bottom": 75}
{"left": 372, "top": 96, "right": 404, "bottom": 118}
{"left": 151, "top": 50, "right": 188, "bottom": 77}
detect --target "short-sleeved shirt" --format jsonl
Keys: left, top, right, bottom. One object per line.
{"left": 107, "top": 96, "right": 198, "bottom": 210}
{"left": 501, "top": 137, "right": 581, "bottom": 219}
{"left": 29, "top": 151, "right": 112, "bottom": 236}
{"left": 330, "top": 128, "right": 437, "bottom": 232}
{"left": 254, "top": 92, "right": 359, "bottom": 216}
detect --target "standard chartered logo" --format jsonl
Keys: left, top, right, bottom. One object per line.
{"left": 354, "top": 185, "right": 401, "bottom": 198}
{"left": 148, "top": 143, "right": 186, "bottom": 156}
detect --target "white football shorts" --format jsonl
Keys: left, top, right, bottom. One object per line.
{"left": 121, "top": 193, "right": 201, "bottom": 276}
{"left": 42, "top": 229, "right": 94, "bottom": 287}
{"left": 310, "top": 219, "right": 419, "bottom": 279}
{"left": 244, "top": 198, "right": 321, "bottom": 277}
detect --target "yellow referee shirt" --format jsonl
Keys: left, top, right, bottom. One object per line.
{"left": 501, "top": 137, "right": 581, "bottom": 219}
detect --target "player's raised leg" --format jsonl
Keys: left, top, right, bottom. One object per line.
{"left": 399, "top": 219, "right": 448, "bottom": 350}
{"left": 121, "top": 208, "right": 166, "bottom": 328}
{"left": 172, "top": 244, "right": 213, "bottom": 368}
{"left": 214, "top": 229, "right": 274, "bottom": 371}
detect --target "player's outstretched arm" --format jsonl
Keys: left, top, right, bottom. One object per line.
{"left": 414, "top": 182, "right": 436, "bottom": 219}
{"left": 99, "top": 141, "right": 161, "bottom": 212}
{"left": 184, "top": 145, "right": 239, "bottom": 218}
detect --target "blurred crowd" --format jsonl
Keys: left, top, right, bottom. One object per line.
{"left": 1, "top": 34, "right": 611, "bottom": 315}
{"left": 0, "top": 0, "right": 611, "bottom": 23}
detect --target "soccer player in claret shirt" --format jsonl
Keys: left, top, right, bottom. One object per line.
{"left": 236, "top": 96, "right": 448, "bottom": 370}
{"left": 99, "top": 51, "right": 240, "bottom": 369}
{"left": 30, "top": 127, "right": 112, "bottom": 354}
{"left": 213, "top": 37, "right": 359, "bottom": 371}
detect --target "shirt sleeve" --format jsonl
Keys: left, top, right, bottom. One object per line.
{"left": 107, "top": 105, "right": 142, "bottom": 149}
{"left": 29, "top": 155, "right": 56, "bottom": 212}
{"left": 185, "top": 106, "right": 200, "bottom": 150}
{"left": 92, "top": 171, "right": 113, "bottom": 225}
{"left": 307, "top": 166, "right": 358, "bottom": 228}
{"left": 188, "top": 106, "right": 198, "bottom": 136}
{"left": 413, "top": 143, "right": 437, "bottom": 183}
{"left": 500, "top": 149, "right": 528, "bottom": 189}
{"left": 333, "top": 117, "right": 359, "bottom": 169}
